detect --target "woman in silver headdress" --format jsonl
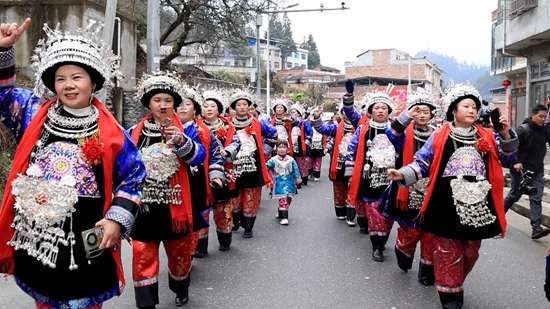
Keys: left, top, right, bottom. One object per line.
{"left": 0, "top": 19, "right": 146, "bottom": 308}
{"left": 388, "top": 83, "right": 518, "bottom": 308}
{"left": 129, "top": 71, "right": 207, "bottom": 309}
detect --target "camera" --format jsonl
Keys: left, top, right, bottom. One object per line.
{"left": 520, "top": 170, "right": 537, "bottom": 195}
{"left": 81, "top": 227, "right": 104, "bottom": 258}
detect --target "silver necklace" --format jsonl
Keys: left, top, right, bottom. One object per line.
{"left": 343, "top": 120, "right": 353, "bottom": 131}
{"left": 47, "top": 102, "right": 99, "bottom": 129}
{"left": 143, "top": 120, "right": 162, "bottom": 138}
{"left": 43, "top": 122, "right": 98, "bottom": 139}
{"left": 414, "top": 126, "right": 433, "bottom": 143}
{"left": 370, "top": 120, "right": 388, "bottom": 130}
{"left": 232, "top": 116, "right": 252, "bottom": 128}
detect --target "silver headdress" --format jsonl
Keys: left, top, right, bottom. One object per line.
{"left": 31, "top": 20, "right": 123, "bottom": 98}
{"left": 406, "top": 90, "right": 437, "bottom": 111}
{"left": 229, "top": 88, "right": 255, "bottom": 108}
{"left": 271, "top": 93, "right": 291, "bottom": 113}
{"left": 443, "top": 81, "right": 482, "bottom": 121}
{"left": 203, "top": 88, "right": 228, "bottom": 114}
{"left": 135, "top": 70, "right": 186, "bottom": 106}
{"left": 183, "top": 85, "right": 205, "bottom": 106}
{"left": 290, "top": 101, "right": 305, "bottom": 118}
{"left": 366, "top": 92, "right": 395, "bottom": 114}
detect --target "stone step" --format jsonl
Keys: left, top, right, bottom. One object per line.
{"left": 503, "top": 187, "right": 550, "bottom": 228}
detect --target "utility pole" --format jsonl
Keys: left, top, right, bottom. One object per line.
{"left": 147, "top": 0, "right": 160, "bottom": 71}
{"left": 256, "top": 14, "right": 263, "bottom": 100}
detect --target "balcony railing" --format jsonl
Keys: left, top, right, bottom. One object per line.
{"left": 500, "top": 0, "right": 538, "bottom": 20}
{"left": 492, "top": 56, "right": 516, "bottom": 72}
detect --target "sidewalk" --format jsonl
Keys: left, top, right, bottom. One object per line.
{"left": 504, "top": 154, "right": 550, "bottom": 228}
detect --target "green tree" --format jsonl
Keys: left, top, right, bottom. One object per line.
{"left": 301, "top": 34, "right": 321, "bottom": 69}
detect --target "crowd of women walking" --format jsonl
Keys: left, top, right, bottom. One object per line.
{"left": 0, "top": 17, "right": 527, "bottom": 309}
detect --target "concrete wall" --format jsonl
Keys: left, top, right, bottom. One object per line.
{"left": 494, "top": 1, "right": 550, "bottom": 51}
{"left": 0, "top": 0, "right": 137, "bottom": 91}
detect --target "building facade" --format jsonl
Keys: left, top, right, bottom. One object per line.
{"left": 492, "top": 0, "right": 550, "bottom": 128}
{"left": 286, "top": 47, "right": 309, "bottom": 69}
{"left": 344, "top": 49, "right": 444, "bottom": 96}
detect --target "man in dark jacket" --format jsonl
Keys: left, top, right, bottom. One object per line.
{"left": 504, "top": 104, "right": 550, "bottom": 239}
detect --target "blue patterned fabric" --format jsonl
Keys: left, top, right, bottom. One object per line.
{"left": 342, "top": 106, "right": 364, "bottom": 128}
{"left": 266, "top": 155, "right": 301, "bottom": 198}
{"left": 260, "top": 119, "right": 278, "bottom": 140}
{"left": 207, "top": 132, "right": 226, "bottom": 181}
{"left": 0, "top": 86, "right": 45, "bottom": 142}
{"left": 15, "top": 277, "right": 119, "bottom": 308}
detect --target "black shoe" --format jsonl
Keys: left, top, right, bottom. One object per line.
{"left": 175, "top": 294, "right": 189, "bottom": 306}
{"left": 359, "top": 227, "right": 368, "bottom": 234}
{"left": 232, "top": 212, "right": 241, "bottom": 232}
{"left": 217, "top": 231, "right": 231, "bottom": 251}
{"left": 532, "top": 228, "right": 550, "bottom": 239}
{"left": 418, "top": 263, "right": 435, "bottom": 286}
{"left": 438, "top": 291, "right": 463, "bottom": 309}
{"left": 395, "top": 246, "right": 413, "bottom": 272}
{"left": 243, "top": 229, "right": 253, "bottom": 238}
{"left": 193, "top": 238, "right": 208, "bottom": 258}
{"left": 372, "top": 248, "right": 384, "bottom": 262}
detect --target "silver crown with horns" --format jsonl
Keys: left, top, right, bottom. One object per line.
{"left": 442, "top": 81, "right": 482, "bottom": 116}
{"left": 31, "top": 20, "right": 123, "bottom": 98}
{"left": 229, "top": 88, "right": 255, "bottom": 106}
{"left": 135, "top": 70, "right": 186, "bottom": 103}
{"left": 202, "top": 88, "right": 228, "bottom": 109}
{"left": 366, "top": 92, "right": 395, "bottom": 114}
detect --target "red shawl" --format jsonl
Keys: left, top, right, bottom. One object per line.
{"left": 348, "top": 121, "right": 372, "bottom": 202}
{"left": 396, "top": 124, "right": 416, "bottom": 210}
{"left": 271, "top": 115, "right": 294, "bottom": 156}
{"left": 329, "top": 121, "right": 348, "bottom": 180}
{"left": 219, "top": 116, "right": 237, "bottom": 191}
{"left": 299, "top": 122, "right": 307, "bottom": 156}
{"left": 194, "top": 117, "right": 214, "bottom": 207}
{"left": 230, "top": 115, "right": 273, "bottom": 188}
{"left": 419, "top": 123, "right": 507, "bottom": 237}
{"left": 131, "top": 114, "right": 194, "bottom": 234}
{"left": 0, "top": 98, "right": 127, "bottom": 291}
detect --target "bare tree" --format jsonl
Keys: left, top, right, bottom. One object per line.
{"left": 158, "top": 0, "right": 276, "bottom": 66}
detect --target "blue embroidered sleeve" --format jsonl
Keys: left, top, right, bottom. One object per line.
{"left": 107, "top": 130, "right": 146, "bottom": 238}
{"left": 398, "top": 133, "right": 435, "bottom": 187}
{"left": 310, "top": 116, "right": 338, "bottom": 138}
{"left": 261, "top": 120, "right": 278, "bottom": 140}
{"left": 494, "top": 129, "right": 519, "bottom": 165}
{"left": 173, "top": 124, "right": 206, "bottom": 166}
{"left": 266, "top": 158, "right": 275, "bottom": 171}
{"left": 290, "top": 115, "right": 301, "bottom": 127}
{"left": 224, "top": 133, "right": 241, "bottom": 163}
{"left": 304, "top": 120, "right": 313, "bottom": 139}
{"left": 208, "top": 133, "right": 225, "bottom": 182}
{"left": 342, "top": 106, "right": 363, "bottom": 128}
{"left": 344, "top": 126, "right": 361, "bottom": 176}
{"left": 384, "top": 123, "right": 406, "bottom": 152}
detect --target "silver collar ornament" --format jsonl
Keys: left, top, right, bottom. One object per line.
{"left": 140, "top": 143, "right": 182, "bottom": 208}
{"left": 234, "top": 129, "right": 258, "bottom": 177}
{"left": 362, "top": 133, "right": 395, "bottom": 189}
{"left": 32, "top": 20, "right": 123, "bottom": 98}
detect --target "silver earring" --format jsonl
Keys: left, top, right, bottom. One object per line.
{"left": 89, "top": 95, "right": 93, "bottom": 106}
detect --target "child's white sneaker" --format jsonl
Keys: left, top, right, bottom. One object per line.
{"left": 280, "top": 219, "right": 289, "bottom": 225}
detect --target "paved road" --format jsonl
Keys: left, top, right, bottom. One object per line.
{"left": 1, "top": 157, "right": 549, "bottom": 309}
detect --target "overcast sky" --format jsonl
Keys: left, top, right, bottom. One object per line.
{"left": 261, "top": 0, "right": 498, "bottom": 70}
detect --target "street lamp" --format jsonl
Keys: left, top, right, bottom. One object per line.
{"left": 266, "top": 3, "right": 299, "bottom": 116}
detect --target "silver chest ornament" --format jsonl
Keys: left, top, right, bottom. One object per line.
{"left": 336, "top": 132, "right": 354, "bottom": 170}
{"left": 234, "top": 129, "right": 258, "bottom": 177}
{"left": 408, "top": 177, "right": 429, "bottom": 210}
{"left": 8, "top": 141, "right": 94, "bottom": 271}
{"left": 311, "top": 128, "right": 323, "bottom": 150}
{"left": 141, "top": 142, "right": 181, "bottom": 207}
{"left": 291, "top": 126, "right": 301, "bottom": 154}
{"left": 276, "top": 124, "right": 288, "bottom": 143}
{"left": 444, "top": 146, "right": 496, "bottom": 228}
{"left": 363, "top": 134, "right": 395, "bottom": 188}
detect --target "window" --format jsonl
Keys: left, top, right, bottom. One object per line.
{"left": 295, "top": 52, "right": 299, "bottom": 58}
{"left": 260, "top": 48, "right": 266, "bottom": 54}
{"left": 274, "top": 51, "right": 280, "bottom": 57}
{"left": 274, "top": 62, "right": 280, "bottom": 69}
{"left": 301, "top": 53, "right": 306, "bottom": 60}
{"left": 287, "top": 62, "right": 293, "bottom": 69}
{"left": 224, "top": 61, "right": 231, "bottom": 66}
{"left": 294, "top": 63, "right": 300, "bottom": 68}
{"left": 301, "top": 64, "right": 306, "bottom": 69}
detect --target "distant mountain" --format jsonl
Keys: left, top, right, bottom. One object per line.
{"left": 415, "top": 50, "right": 503, "bottom": 100}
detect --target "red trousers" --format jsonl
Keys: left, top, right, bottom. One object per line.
{"left": 333, "top": 181, "right": 348, "bottom": 207}
{"left": 35, "top": 302, "right": 102, "bottom": 309}
{"left": 278, "top": 197, "right": 292, "bottom": 210}
{"left": 395, "top": 223, "right": 435, "bottom": 265}
{"left": 365, "top": 200, "right": 393, "bottom": 236}
{"left": 295, "top": 157, "right": 310, "bottom": 177}
{"left": 196, "top": 199, "right": 234, "bottom": 238}
{"left": 132, "top": 236, "right": 192, "bottom": 288}
{"left": 233, "top": 187, "right": 262, "bottom": 217}
{"left": 310, "top": 157, "right": 323, "bottom": 172}
{"left": 433, "top": 236, "right": 481, "bottom": 293}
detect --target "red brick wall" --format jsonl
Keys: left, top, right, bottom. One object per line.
{"left": 345, "top": 50, "right": 426, "bottom": 81}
